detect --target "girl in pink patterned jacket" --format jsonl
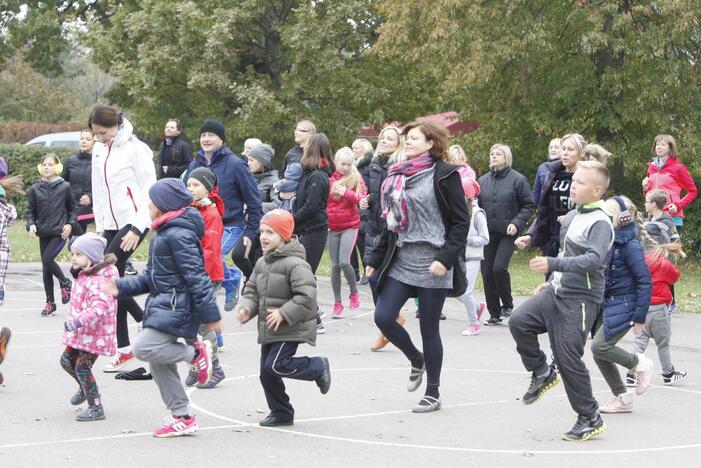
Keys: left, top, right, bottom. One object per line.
{"left": 60, "top": 233, "right": 119, "bottom": 422}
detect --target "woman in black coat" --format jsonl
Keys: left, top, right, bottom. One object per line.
{"left": 477, "top": 144, "right": 534, "bottom": 325}
{"left": 61, "top": 129, "right": 95, "bottom": 234}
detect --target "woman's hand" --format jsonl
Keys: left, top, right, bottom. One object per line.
{"left": 29, "top": 225, "right": 37, "bottom": 237}
{"left": 668, "top": 203, "right": 679, "bottom": 214}
{"left": 641, "top": 177, "right": 650, "bottom": 192}
{"left": 365, "top": 266, "right": 375, "bottom": 278}
{"left": 514, "top": 235, "right": 532, "bottom": 250}
{"left": 429, "top": 261, "right": 447, "bottom": 277}
{"left": 557, "top": 215, "right": 566, "bottom": 224}
{"left": 79, "top": 194, "right": 91, "bottom": 206}
{"left": 120, "top": 231, "right": 140, "bottom": 252}
{"left": 506, "top": 223, "right": 518, "bottom": 236}
{"left": 61, "top": 224, "right": 72, "bottom": 240}
{"left": 632, "top": 322, "right": 645, "bottom": 336}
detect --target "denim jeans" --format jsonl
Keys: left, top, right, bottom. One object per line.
{"left": 221, "top": 225, "right": 244, "bottom": 297}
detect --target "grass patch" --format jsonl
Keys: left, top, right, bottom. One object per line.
{"left": 8, "top": 222, "right": 700, "bottom": 313}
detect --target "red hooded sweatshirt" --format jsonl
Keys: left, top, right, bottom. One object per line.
{"left": 645, "top": 252, "right": 680, "bottom": 305}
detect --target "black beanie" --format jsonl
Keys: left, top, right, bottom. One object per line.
{"left": 199, "top": 119, "right": 226, "bottom": 142}
{"left": 187, "top": 167, "right": 217, "bottom": 192}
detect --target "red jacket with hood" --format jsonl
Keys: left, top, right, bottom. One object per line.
{"left": 645, "top": 156, "right": 698, "bottom": 219}
{"left": 194, "top": 188, "right": 225, "bottom": 282}
{"left": 645, "top": 252, "right": 680, "bottom": 305}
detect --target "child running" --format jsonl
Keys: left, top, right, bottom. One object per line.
{"left": 0, "top": 157, "right": 21, "bottom": 305}
{"left": 459, "top": 175, "right": 489, "bottom": 336}
{"left": 0, "top": 326, "right": 10, "bottom": 385}
{"left": 185, "top": 167, "right": 226, "bottom": 388}
{"left": 327, "top": 147, "right": 367, "bottom": 318}
{"left": 590, "top": 196, "right": 653, "bottom": 414}
{"left": 27, "top": 153, "right": 75, "bottom": 316}
{"left": 60, "top": 233, "right": 119, "bottom": 421}
{"left": 105, "top": 178, "right": 219, "bottom": 437}
{"left": 237, "top": 209, "right": 331, "bottom": 427}
{"left": 509, "top": 161, "right": 614, "bottom": 441}
{"left": 627, "top": 239, "right": 688, "bottom": 387}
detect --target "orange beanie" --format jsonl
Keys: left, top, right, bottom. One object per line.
{"left": 261, "top": 209, "right": 295, "bottom": 241}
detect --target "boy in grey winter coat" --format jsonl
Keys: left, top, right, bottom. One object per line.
{"left": 237, "top": 209, "right": 331, "bottom": 427}
{"left": 509, "top": 161, "right": 614, "bottom": 442}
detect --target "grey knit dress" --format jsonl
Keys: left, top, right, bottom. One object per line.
{"left": 387, "top": 167, "right": 453, "bottom": 289}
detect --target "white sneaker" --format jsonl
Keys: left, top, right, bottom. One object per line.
{"left": 103, "top": 351, "right": 136, "bottom": 373}
{"left": 634, "top": 354, "right": 654, "bottom": 395}
{"left": 599, "top": 393, "right": 633, "bottom": 413}
{"left": 316, "top": 322, "right": 326, "bottom": 334}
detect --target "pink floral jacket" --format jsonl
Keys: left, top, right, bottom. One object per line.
{"left": 61, "top": 260, "right": 119, "bottom": 356}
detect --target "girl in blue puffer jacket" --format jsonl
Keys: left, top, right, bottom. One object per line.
{"left": 105, "top": 178, "right": 221, "bottom": 438}
{"left": 591, "top": 196, "right": 653, "bottom": 414}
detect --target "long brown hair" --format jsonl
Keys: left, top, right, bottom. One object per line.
{"left": 300, "top": 133, "right": 335, "bottom": 172}
{"left": 0, "top": 175, "right": 23, "bottom": 197}
{"left": 88, "top": 105, "right": 123, "bottom": 129}
{"left": 401, "top": 121, "right": 450, "bottom": 162}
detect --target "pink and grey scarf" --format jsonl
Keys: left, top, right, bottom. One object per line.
{"left": 381, "top": 152, "right": 435, "bottom": 232}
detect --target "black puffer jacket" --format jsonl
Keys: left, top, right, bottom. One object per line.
{"left": 356, "top": 152, "right": 373, "bottom": 187}
{"left": 478, "top": 167, "right": 535, "bottom": 234}
{"left": 293, "top": 165, "right": 332, "bottom": 235}
{"left": 158, "top": 135, "right": 194, "bottom": 179}
{"left": 61, "top": 151, "right": 93, "bottom": 217}
{"left": 116, "top": 208, "right": 220, "bottom": 339}
{"left": 26, "top": 177, "right": 76, "bottom": 237}
{"left": 365, "top": 160, "right": 470, "bottom": 297}
{"left": 361, "top": 154, "right": 391, "bottom": 263}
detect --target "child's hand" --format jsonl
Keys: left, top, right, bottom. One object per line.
{"left": 237, "top": 306, "right": 251, "bottom": 324}
{"left": 529, "top": 256, "right": 549, "bottom": 274}
{"left": 29, "top": 225, "right": 37, "bottom": 237}
{"left": 205, "top": 320, "right": 221, "bottom": 331}
{"left": 64, "top": 318, "right": 82, "bottom": 332}
{"left": 61, "top": 224, "right": 72, "bottom": 240}
{"left": 359, "top": 195, "right": 370, "bottom": 210}
{"left": 102, "top": 280, "right": 118, "bottom": 297}
{"left": 279, "top": 191, "right": 294, "bottom": 200}
{"left": 365, "top": 266, "right": 375, "bottom": 278}
{"left": 631, "top": 322, "right": 645, "bottom": 336}
{"left": 265, "top": 308, "right": 285, "bottom": 331}
{"left": 534, "top": 281, "right": 550, "bottom": 295}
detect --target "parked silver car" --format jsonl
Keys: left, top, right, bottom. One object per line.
{"left": 25, "top": 132, "right": 81, "bottom": 149}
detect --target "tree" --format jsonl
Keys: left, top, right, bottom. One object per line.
{"left": 373, "top": 0, "right": 701, "bottom": 184}
{"left": 83, "top": 0, "right": 429, "bottom": 156}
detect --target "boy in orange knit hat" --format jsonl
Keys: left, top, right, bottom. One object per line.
{"left": 237, "top": 209, "right": 331, "bottom": 426}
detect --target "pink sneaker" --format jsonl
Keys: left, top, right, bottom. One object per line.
{"left": 349, "top": 292, "right": 361, "bottom": 310}
{"left": 476, "top": 303, "right": 486, "bottom": 321}
{"left": 191, "top": 341, "right": 213, "bottom": 385}
{"left": 152, "top": 415, "right": 198, "bottom": 438}
{"left": 332, "top": 302, "right": 344, "bottom": 319}
{"left": 462, "top": 324, "right": 481, "bottom": 336}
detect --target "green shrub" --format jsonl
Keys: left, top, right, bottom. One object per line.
{"left": 0, "top": 143, "right": 75, "bottom": 217}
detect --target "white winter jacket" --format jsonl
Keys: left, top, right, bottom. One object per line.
{"left": 92, "top": 118, "right": 157, "bottom": 234}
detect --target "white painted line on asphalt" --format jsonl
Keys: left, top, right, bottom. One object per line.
{"left": 23, "top": 278, "right": 44, "bottom": 286}
{"left": 0, "top": 424, "right": 248, "bottom": 450}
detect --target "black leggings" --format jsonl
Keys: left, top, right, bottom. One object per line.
{"left": 104, "top": 226, "right": 148, "bottom": 348}
{"left": 39, "top": 236, "right": 69, "bottom": 303}
{"left": 374, "top": 276, "right": 447, "bottom": 389}
{"left": 481, "top": 232, "right": 516, "bottom": 318}
{"left": 299, "top": 229, "right": 328, "bottom": 275}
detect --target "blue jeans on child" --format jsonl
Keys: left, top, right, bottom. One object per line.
{"left": 221, "top": 225, "right": 244, "bottom": 298}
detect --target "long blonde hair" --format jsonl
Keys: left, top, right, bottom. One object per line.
{"left": 0, "top": 175, "right": 23, "bottom": 197}
{"left": 334, "top": 147, "right": 363, "bottom": 192}
{"left": 375, "top": 126, "right": 405, "bottom": 164}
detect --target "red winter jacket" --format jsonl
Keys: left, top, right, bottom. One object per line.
{"left": 193, "top": 189, "right": 225, "bottom": 282}
{"left": 645, "top": 252, "right": 680, "bottom": 305}
{"left": 645, "top": 156, "right": 698, "bottom": 219}
{"left": 327, "top": 171, "right": 367, "bottom": 232}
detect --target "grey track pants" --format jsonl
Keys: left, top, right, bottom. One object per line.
{"left": 328, "top": 228, "right": 359, "bottom": 303}
{"left": 133, "top": 328, "right": 196, "bottom": 417}
{"left": 632, "top": 304, "right": 673, "bottom": 374}
{"left": 509, "top": 287, "right": 600, "bottom": 419}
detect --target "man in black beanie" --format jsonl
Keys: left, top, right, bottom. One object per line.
{"left": 183, "top": 119, "right": 262, "bottom": 312}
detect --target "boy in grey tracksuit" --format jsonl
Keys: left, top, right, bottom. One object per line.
{"left": 509, "top": 161, "right": 614, "bottom": 442}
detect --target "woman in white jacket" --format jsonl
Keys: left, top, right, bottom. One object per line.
{"left": 89, "top": 106, "right": 157, "bottom": 372}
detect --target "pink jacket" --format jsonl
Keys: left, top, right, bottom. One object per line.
{"left": 646, "top": 156, "right": 698, "bottom": 218}
{"left": 61, "top": 261, "right": 119, "bottom": 356}
{"left": 327, "top": 171, "right": 367, "bottom": 232}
